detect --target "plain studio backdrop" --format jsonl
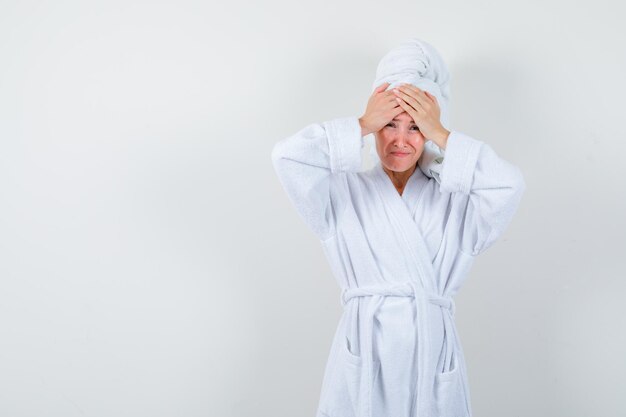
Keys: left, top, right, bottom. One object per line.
{"left": 1, "top": 0, "right": 625, "bottom": 416}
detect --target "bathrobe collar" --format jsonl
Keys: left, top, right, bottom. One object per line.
{"left": 372, "top": 161, "right": 430, "bottom": 218}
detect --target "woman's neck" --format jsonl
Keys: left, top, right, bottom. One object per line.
{"left": 382, "top": 163, "right": 417, "bottom": 195}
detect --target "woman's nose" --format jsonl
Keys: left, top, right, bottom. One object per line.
{"left": 392, "top": 132, "right": 409, "bottom": 146}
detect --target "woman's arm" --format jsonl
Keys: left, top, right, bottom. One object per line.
{"left": 438, "top": 131, "right": 526, "bottom": 256}
{"left": 271, "top": 116, "right": 364, "bottom": 241}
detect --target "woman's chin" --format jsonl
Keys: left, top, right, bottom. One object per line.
{"left": 382, "top": 157, "right": 419, "bottom": 173}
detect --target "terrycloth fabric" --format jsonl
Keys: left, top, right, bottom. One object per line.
{"left": 271, "top": 116, "right": 525, "bottom": 417}
{"left": 366, "top": 38, "right": 451, "bottom": 183}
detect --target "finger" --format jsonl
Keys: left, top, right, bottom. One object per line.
{"left": 417, "top": 89, "right": 434, "bottom": 108}
{"left": 386, "top": 101, "right": 406, "bottom": 122}
{"left": 391, "top": 103, "right": 405, "bottom": 117}
{"left": 400, "top": 83, "right": 426, "bottom": 96}
{"left": 395, "top": 98, "right": 420, "bottom": 123}
{"left": 400, "top": 85, "right": 432, "bottom": 109}
{"left": 403, "top": 84, "right": 432, "bottom": 103}
{"left": 414, "top": 89, "right": 433, "bottom": 112}
{"left": 385, "top": 91, "right": 397, "bottom": 103}
{"left": 382, "top": 100, "right": 402, "bottom": 117}
{"left": 424, "top": 91, "right": 438, "bottom": 105}
{"left": 374, "top": 82, "right": 391, "bottom": 94}
{"left": 395, "top": 89, "right": 425, "bottom": 113}
{"left": 379, "top": 92, "right": 400, "bottom": 107}
{"left": 374, "top": 91, "right": 396, "bottom": 106}
{"left": 381, "top": 90, "right": 397, "bottom": 100}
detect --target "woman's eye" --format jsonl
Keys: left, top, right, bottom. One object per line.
{"left": 385, "top": 123, "right": 418, "bottom": 131}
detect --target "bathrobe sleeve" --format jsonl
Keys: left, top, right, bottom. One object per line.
{"left": 438, "top": 131, "right": 526, "bottom": 256}
{"left": 271, "top": 116, "right": 364, "bottom": 241}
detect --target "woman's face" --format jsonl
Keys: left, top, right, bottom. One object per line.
{"left": 375, "top": 111, "right": 425, "bottom": 172}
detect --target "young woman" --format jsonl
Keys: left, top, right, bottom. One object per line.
{"left": 271, "top": 38, "right": 525, "bottom": 417}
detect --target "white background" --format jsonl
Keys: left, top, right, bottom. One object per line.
{"left": 1, "top": 0, "right": 624, "bottom": 416}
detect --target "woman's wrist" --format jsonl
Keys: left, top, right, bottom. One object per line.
{"left": 358, "top": 117, "right": 373, "bottom": 137}
{"left": 430, "top": 128, "right": 450, "bottom": 150}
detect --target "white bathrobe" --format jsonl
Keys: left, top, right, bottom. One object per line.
{"left": 271, "top": 116, "right": 525, "bottom": 417}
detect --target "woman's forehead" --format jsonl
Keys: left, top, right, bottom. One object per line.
{"left": 393, "top": 112, "right": 415, "bottom": 122}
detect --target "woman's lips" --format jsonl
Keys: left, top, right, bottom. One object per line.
{"left": 390, "top": 152, "right": 410, "bottom": 157}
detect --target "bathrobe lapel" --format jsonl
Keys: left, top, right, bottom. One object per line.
{"left": 371, "top": 161, "right": 443, "bottom": 417}
{"left": 371, "top": 162, "right": 437, "bottom": 294}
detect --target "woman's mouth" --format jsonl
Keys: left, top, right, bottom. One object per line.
{"left": 390, "top": 152, "right": 410, "bottom": 157}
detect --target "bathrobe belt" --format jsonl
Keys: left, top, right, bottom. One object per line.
{"left": 340, "top": 281, "right": 456, "bottom": 417}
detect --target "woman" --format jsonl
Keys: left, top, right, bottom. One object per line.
{"left": 271, "top": 38, "right": 525, "bottom": 417}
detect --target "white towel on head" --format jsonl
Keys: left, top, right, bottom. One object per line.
{"left": 365, "top": 38, "right": 450, "bottom": 183}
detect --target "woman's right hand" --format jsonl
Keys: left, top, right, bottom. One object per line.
{"left": 358, "top": 82, "right": 405, "bottom": 136}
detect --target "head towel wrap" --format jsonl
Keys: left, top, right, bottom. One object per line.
{"left": 366, "top": 38, "right": 450, "bottom": 183}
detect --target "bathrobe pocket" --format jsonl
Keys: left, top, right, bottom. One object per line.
{"left": 319, "top": 336, "right": 381, "bottom": 417}
{"left": 434, "top": 346, "right": 468, "bottom": 417}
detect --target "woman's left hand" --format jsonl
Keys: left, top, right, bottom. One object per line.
{"left": 393, "top": 83, "right": 450, "bottom": 149}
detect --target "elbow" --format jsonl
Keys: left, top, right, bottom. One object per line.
{"left": 502, "top": 166, "right": 526, "bottom": 216}
{"left": 513, "top": 166, "right": 527, "bottom": 197}
{"left": 506, "top": 166, "right": 526, "bottom": 224}
{"left": 271, "top": 140, "right": 286, "bottom": 171}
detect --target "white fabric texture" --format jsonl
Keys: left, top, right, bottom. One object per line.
{"left": 367, "top": 38, "right": 450, "bottom": 183}
{"left": 271, "top": 115, "right": 525, "bottom": 417}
